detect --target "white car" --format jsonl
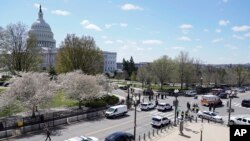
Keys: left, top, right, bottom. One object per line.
{"left": 105, "top": 105, "right": 128, "bottom": 118}
{"left": 65, "top": 136, "right": 99, "bottom": 141}
{"left": 157, "top": 103, "right": 172, "bottom": 111}
{"left": 151, "top": 115, "right": 171, "bottom": 127}
{"left": 140, "top": 102, "right": 155, "bottom": 111}
{"left": 229, "top": 117, "right": 250, "bottom": 125}
{"left": 197, "top": 111, "right": 223, "bottom": 123}
{"left": 185, "top": 90, "right": 197, "bottom": 97}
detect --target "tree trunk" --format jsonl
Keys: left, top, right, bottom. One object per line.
{"left": 32, "top": 105, "right": 35, "bottom": 117}
{"left": 78, "top": 100, "right": 82, "bottom": 109}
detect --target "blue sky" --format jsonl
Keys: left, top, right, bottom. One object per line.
{"left": 0, "top": 0, "right": 250, "bottom": 64}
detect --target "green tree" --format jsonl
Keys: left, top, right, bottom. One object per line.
{"left": 55, "top": 34, "right": 103, "bottom": 74}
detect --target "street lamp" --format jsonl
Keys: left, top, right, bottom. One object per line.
{"left": 174, "top": 89, "right": 179, "bottom": 126}
{"left": 200, "top": 77, "right": 203, "bottom": 88}
{"left": 227, "top": 90, "right": 233, "bottom": 126}
{"left": 132, "top": 91, "right": 139, "bottom": 140}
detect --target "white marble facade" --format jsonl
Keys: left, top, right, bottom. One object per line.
{"left": 29, "top": 5, "right": 57, "bottom": 69}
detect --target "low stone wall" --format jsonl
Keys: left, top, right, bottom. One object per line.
{"left": 0, "top": 110, "right": 105, "bottom": 139}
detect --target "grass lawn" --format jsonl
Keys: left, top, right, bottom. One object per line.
{"left": 49, "top": 90, "right": 78, "bottom": 108}
{"left": 0, "top": 87, "right": 6, "bottom": 94}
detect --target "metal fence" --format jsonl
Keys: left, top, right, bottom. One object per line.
{"left": 0, "top": 107, "right": 107, "bottom": 133}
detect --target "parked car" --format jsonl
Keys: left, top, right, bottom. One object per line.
{"left": 105, "top": 105, "right": 128, "bottom": 118}
{"left": 65, "top": 136, "right": 99, "bottom": 141}
{"left": 238, "top": 88, "right": 246, "bottom": 93}
{"left": 197, "top": 111, "right": 223, "bottom": 123}
{"left": 140, "top": 102, "right": 155, "bottom": 111}
{"left": 241, "top": 99, "right": 250, "bottom": 107}
{"left": 105, "top": 132, "right": 134, "bottom": 141}
{"left": 157, "top": 103, "right": 172, "bottom": 111}
{"left": 151, "top": 115, "right": 171, "bottom": 128}
{"left": 229, "top": 117, "right": 250, "bottom": 125}
{"left": 218, "top": 92, "right": 227, "bottom": 99}
{"left": 185, "top": 90, "right": 197, "bottom": 97}
{"left": 118, "top": 85, "right": 128, "bottom": 90}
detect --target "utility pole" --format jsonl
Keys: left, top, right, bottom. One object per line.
{"left": 228, "top": 91, "right": 233, "bottom": 126}
{"left": 134, "top": 100, "right": 137, "bottom": 140}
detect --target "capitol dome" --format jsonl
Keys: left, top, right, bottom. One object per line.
{"left": 29, "top": 5, "right": 56, "bottom": 48}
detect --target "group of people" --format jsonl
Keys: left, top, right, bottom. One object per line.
{"left": 209, "top": 103, "right": 216, "bottom": 112}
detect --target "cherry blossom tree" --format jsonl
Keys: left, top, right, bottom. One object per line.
{"left": 58, "top": 70, "right": 102, "bottom": 109}
{"left": 3, "top": 72, "right": 56, "bottom": 117}
{"left": 96, "top": 74, "right": 113, "bottom": 95}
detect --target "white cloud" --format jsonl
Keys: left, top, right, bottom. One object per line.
{"left": 120, "top": 23, "right": 128, "bottom": 27}
{"left": 142, "top": 40, "right": 163, "bottom": 45}
{"left": 219, "top": 20, "right": 230, "bottom": 26}
{"left": 171, "top": 46, "right": 185, "bottom": 50}
{"left": 105, "top": 23, "right": 116, "bottom": 29}
{"left": 196, "top": 45, "right": 203, "bottom": 49}
{"left": 232, "top": 35, "right": 244, "bottom": 40}
{"left": 225, "top": 44, "right": 239, "bottom": 50}
{"left": 116, "top": 40, "right": 124, "bottom": 44}
{"left": 178, "top": 36, "right": 192, "bottom": 41}
{"left": 179, "top": 24, "right": 193, "bottom": 34}
{"left": 80, "top": 20, "right": 102, "bottom": 31}
{"left": 51, "top": 10, "right": 70, "bottom": 16}
{"left": 104, "top": 40, "right": 114, "bottom": 44}
{"left": 203, "top": 29, "right": 209, "bottom": 32}
{"left": 244, "top": 33, "right": 250, "bottom": 37}
{"left": 101, "top": 36, "right": 107, "bottom": 39}
{"left": 232, "top": 25, "right": 250, "bottom": 32}
{"left": 222, "top": 0, "right": 228, "bottom": 3}
{"left": 121, "top": 3, "right": 144, "bottom": 11}
{"left": 212, "top": 38, "right": 223, "bottom": 43}
{"left": 179, "top": 24, "right": 193, "bottom": 30}
{"left": 215, "top": 29, "right": 221, "bottom": 33}
{"left": 34, "top": 3, "right": 47, "bottom": 11}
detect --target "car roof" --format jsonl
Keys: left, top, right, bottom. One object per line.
{"left": 159, "top": 103, "right": 168, "bottom": 105}
{"left": 109, "top": 105, "right": 127, "bottom": 109}
{"left": 65, "top": 137, "right": 83, "bottom": 141}
{"left": 106, "top": 132, "right": 132, "bottom": 139}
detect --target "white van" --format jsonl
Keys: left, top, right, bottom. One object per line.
{"left": 105, "top": 105, "right": 128, "bottom": 118}
{"left": 201, "top": 95, "right": 222, "bottom": 106}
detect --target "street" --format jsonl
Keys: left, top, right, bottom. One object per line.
{"left": 11, "top": 89, "right": 250, "bottom": 141}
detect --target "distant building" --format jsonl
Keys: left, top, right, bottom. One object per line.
{"left": 103, "top": 51, "right": 117, "bottom": 73}
{"left": 29, "top": 5, "right": 57, "bottom": 69}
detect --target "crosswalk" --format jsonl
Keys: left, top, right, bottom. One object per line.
{"left": 144, "top": 109, "right": 250, "bottom": 125}
{"left": 221, "top": 100, "right": 250, "bottom": 109}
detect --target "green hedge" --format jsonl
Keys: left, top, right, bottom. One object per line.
{"left": 84, "top": 95, "right": 120, "bottom": 108}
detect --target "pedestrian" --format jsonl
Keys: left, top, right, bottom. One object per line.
{"left": 181, "top": 111, "right": 184, "bottom": 120}
{"left": 155, "top": 99, "right": 158, "bottom": 106}
{"left": 45, "top": 127, "right": 51, "bottom": 141}
{"left": 187, "top": 102, "right": 190, "bottom": 111}
{"left": 213, "top": 103, "right": 216, "bottom": 112}
{"left": 176, "top": 110, "right": 179, "bottom": 118}
{"left": 196, "top": 105, "right": 199, "bottom": 113}
{"left": 142, "top": 98, "right": 144, "bottom": 103}
{"left": 185, "top": 110, "right": 189, "bottom": 120}
{"left": 209, "top": 104, "right": 212, "bottom": 111}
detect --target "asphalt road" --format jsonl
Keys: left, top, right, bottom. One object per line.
{"left": 11, "top": 89, "right": 250, "bottom": 141}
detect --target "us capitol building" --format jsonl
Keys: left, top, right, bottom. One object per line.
{"left": 29, "top": 5, "right": 57, "bottom": 69}
{"left": 29, "top": 5, "right": 116, "bottom": 72}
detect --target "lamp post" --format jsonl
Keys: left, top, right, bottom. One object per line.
{"left": 133, "top": 91, "right": 138, "bottom": 140}
{"left": 174, "top": 89, "right": 179, "bottom": 126}
{"left": 200, "top": 77, "right": 203, "bottom": 88}
{"left": 228, "top": 90, "right": 233, "bottom": 126}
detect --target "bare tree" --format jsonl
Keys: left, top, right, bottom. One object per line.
{"left": 151, "top": 55, "right": 174, "bottom": 90}
{"left": 0, "top": 23, "right": 42, "bottom": 73}
{"left": 137, "top": 66, "right": 147, "bottom": 88}
{"left": 58, "top": 70, "right": 103, "bottom": 109}
{"left": 234, "top": 65, "right": 249, "bottom": 87}
{"left": 2, "top": 72, "right": 56, "bottom": 117}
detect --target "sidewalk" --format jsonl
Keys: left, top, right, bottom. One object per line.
{"left": 155, "top": 122, "right": 229, "bottom": 141}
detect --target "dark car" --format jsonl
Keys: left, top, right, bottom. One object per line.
{"left": 241, "top": 99, "right": 250, "bottom": 107}
{"left": 218, "top": 92, "right": 227, "bottom": 99}
{"left": 105, "top": 132, "right": 134, "bottom": 141}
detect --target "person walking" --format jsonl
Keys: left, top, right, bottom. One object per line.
{"left": 209, "top": 104, "right": 212, "bottom": 111}
{"left": 185, "top": 110, "right": 189, "bottom": 120}
{"left": 45, "top": 127, "right": 51, "bottom": 141}
{"left": 181, "top": 111, "right": 184, "bottom": 120}
{"left": 213, "top": 103, "right": 216, "bottom": 112}
{"left": 187, "top": 102, "right": 190, "bottom": 111}
{"left": 176, "top": 109, "right": 179, "bottom": 118}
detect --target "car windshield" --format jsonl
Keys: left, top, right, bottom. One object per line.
{"left": 152, "top": 118, "right": 161, "bottom": 121}
{"left": 211, "top": 113, "right": 217, "bottom": 116}
{"left": 107, "top": 108, "right": 115, "bottom": 112}
{"left": 82, "top": 138, "right": 93, "bottom": 141}
{"left": 158, "top": 104, "right": 165, "bottom": 106}
{"left": 141, "top": 104, "right": 148, "bottom": 106}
